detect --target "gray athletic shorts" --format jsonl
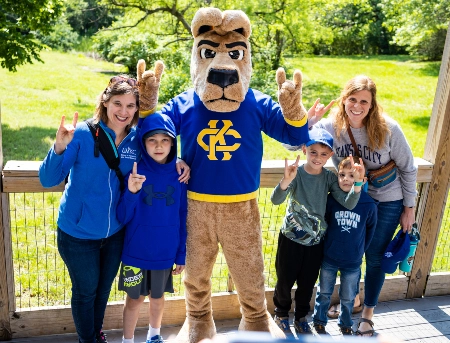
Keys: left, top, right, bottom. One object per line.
{"left": 118, "top": 263, "right": 174, "bottom": 299}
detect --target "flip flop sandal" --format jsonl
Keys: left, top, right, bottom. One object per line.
{"left": 355, "top": 318, "right": 375, "bottom": 337}
{"left": 327, "top": 304, "right": 363, "bottom": 319}
{"left": 327, "top": 304, "right": 339, "bottom": 319}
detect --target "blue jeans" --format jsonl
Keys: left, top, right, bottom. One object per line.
{"left": 57, "top": 228, "right": 124, "bottom": 343}
{"left": 312, "top": 261, "right": 361, "bottom": 328}
{"left": 364, "top": 200, "right": 403, "bottom": 307}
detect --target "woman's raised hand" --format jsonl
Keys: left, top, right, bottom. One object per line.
{"left": 54, "top": 112, "right": 78, "bottom": 155}
{"left": 307, "top": 98, "right": 335, "bottom": 128}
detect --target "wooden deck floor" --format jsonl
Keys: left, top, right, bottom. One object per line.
{"left": 11, "top": 295, "right": 450, "bottom": 343}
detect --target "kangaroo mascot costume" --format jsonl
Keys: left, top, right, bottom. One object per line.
{"left": 137, "top": 7, "right": 310, "bottom": 343}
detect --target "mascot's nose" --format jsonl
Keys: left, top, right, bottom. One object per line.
{"left": 207, "top": 69, "right": 239, "bottom": 88}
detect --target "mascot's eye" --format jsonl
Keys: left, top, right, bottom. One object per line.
{"left": 200, "top": 48, "right": 216, "bottom": 59}
{"left": 229, "top": 50, "right": 244, "bottom": 60}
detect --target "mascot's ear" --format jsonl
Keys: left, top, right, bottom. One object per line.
{"left": 191, "top": 7, "right": 251, "bottom": 39}
{"left": 191, "top": 8, "right": 223, "bottom": 38}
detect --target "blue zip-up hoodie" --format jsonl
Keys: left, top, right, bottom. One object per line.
{"left": 323, "top": 191, "right": 378, "bottom": 269}
{"left": 118, "top": 113, "right": 187, "bottom": 270}
{"left": 39, "top": 121, "right": 140, "bottom": 239}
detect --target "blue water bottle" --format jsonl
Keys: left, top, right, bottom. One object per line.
{"left": 399, "top": 223, "right": 420, "bottom": 273}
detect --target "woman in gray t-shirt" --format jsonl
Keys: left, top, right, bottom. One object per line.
{"left": 313, "top": 75, "right": 417, "bottom": 336}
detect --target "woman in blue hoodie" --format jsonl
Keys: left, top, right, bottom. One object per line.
{"left": 39, "top": 76, "right": 189, "bottom": 343}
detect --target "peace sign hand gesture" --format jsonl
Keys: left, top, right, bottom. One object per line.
{"left": 280, "top": 155, "right": 301, "bottom": 190}
{"left": 128, "top": 162, "right": 146, "bottom": 194}
{"left": 54, "top": 112, "right": 78, "bottom": 155}
{"left": 276, "top": 68, "right": 308, "bottom": 122}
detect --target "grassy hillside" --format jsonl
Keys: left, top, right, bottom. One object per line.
{"left": 0, "top": 51, "right": 438, "bottom": 163}
{"left": 0, "top": 51, "right": 125, "bottom": 162}
{"left": 264, "top": 55, "right": 439, "bottom": 160}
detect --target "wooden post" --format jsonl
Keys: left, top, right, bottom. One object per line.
{"left": 0, "top": 102, "right": 12, "bottom": 339}
{"left": 407, "top": 23, "right": 450, "bottom": 298}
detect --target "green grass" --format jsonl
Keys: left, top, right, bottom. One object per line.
{"left": 263, "top": 55, "right": 438, "bottom": 160}
{"left": 0, "top": 50, "right": 126, "bottom": 161}
{"left": 1, "top": 51, "right": 446, "bottom": 308}
{"left": 0, "top": 52, "right": 438, "bottom": 161}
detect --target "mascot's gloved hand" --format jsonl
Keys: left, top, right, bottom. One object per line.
{"left": 276, "top": 68, "right": 307, "bottom": 122}
{"left": 137, "top": 59, "right": 165, "bottom": 118}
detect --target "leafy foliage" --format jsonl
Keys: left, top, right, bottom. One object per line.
{"left": 65, "top": 0, "right": 122, "bottom": 36}
{"left": 382, "top": 0, "right": 450, "bottom": 60}
{"left": 36, "top": 16, "right": 79, "bottom": 52}
{"left": 312, "top": 0, "right": 404, "bottom": 55}
{"left": 0, "top": 0, "right": 64, "bottom": 71}
{"left": 93, "top": 12, "right": 193, "bottom": 100}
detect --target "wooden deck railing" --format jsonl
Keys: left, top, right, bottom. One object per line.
{"left": 0, "top": 157, "right": 438, "bottom": 339}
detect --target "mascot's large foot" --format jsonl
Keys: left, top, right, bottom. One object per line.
{"left": 238, "top": 312, "right": 286, "bottom": 339}
{"left": 176, "top": 316, "right": 217, "bottom": 343}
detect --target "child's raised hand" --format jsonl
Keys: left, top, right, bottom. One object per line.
{"left": 128, "top": 162, "right": 146, "bottom": 194}
{"left": 54, "top": 112, "right": 78, "bottom": 155}
{"left": 280, "top": 155, "right": 300, "bottom": 190}
{"left": 349, "top": 155, "right": 366, "bottom": 182}
{"left": 172, "top": 265, "right": 185, "bottom": 275}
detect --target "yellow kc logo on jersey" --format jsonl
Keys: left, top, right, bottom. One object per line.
{"left": 197, "top": 120, "right": 241, "bottom": 160}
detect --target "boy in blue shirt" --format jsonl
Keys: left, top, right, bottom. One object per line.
{"left": 271, "top": 127, "right": 365, "bottom": 335}
{"left": 312, "top": 157, "right": 377, "bottom": 335}
{"left": 117, "top": 113, "right": 187, "bottom": 343}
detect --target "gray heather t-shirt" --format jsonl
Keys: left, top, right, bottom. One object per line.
{"left": 271, "top": 166, "right": 360, "bottom": 246}
{"left": 316, "top": 116, "right": 417, "bottom": 207}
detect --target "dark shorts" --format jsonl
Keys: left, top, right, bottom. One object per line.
{"left": 118, "top": 263, "right": 174, "bottom": 299}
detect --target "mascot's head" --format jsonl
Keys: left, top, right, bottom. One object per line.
{"left": 191, "top": 8, "right": 252, "bottom": 112}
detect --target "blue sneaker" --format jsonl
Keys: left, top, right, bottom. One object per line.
{"left": 294, "top": 320, "right": 312, "bottom": 334}
{"left": 274, "top": 315, "right": 290, "bottom": 332}
{"left": 147, "top": 335, "right": 164, "bottom": 343}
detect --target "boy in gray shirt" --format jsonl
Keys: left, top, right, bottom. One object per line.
{"left": 271, "top": 127, "right": 365, "bottom": 335}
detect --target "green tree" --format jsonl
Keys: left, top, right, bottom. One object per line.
{"left": 382, "top": 0, "right": 450, "bottom": 60}
{"left": 0, "top": 0, "right": 63, "bottom": 72}
{"left": 36, "top": 16, "right": 79, "bottom": 52}
{"left": 65, "top": 0, "right": 122, "bottom": 36}
{"left": 93, "top": 0, "right": 328, "bottom": 100}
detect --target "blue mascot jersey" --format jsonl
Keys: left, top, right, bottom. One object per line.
{"left": 160, "top": 88, "right": 309, "bottom": 202}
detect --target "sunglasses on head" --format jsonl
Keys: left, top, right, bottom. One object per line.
{"left": 109, "top": 76, "right": 138, "bottom": 87}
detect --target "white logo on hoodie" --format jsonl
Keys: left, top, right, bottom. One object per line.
{"left": 121, "top": 147, "right": 137, "bottom": 160}
{"left": 335, "top": 211, "right": 361, "bottom": 233}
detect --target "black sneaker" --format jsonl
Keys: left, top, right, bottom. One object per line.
{"left": 294, "top": 320, "right": 312, "bottom": 334}
{"left": 340, "top": 326, "right": 353, "bottom": 336}
{"left": 96, "top": 331, "right": 108, "bottom": 343}
{"left": 313, "top": 323, "right": 327, "bottom": 334}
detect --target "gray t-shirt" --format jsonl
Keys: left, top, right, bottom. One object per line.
{"left": 316, "top": 116, "right": 417, "bottom": 207}
{"left": 271, "top": 166, "right": 360, "bottom": 246}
